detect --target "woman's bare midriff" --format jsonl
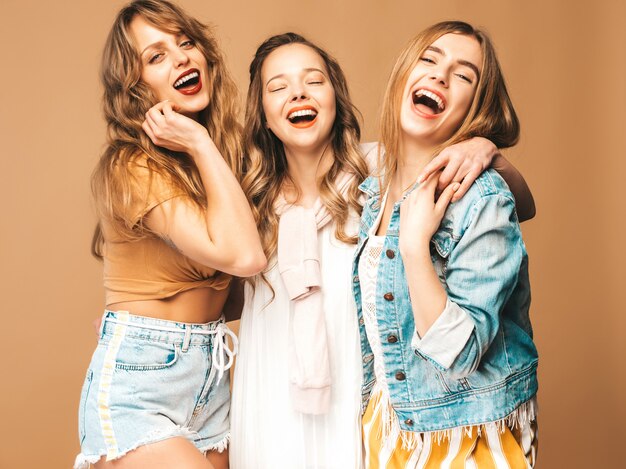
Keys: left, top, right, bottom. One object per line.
{"left": 107, "top": 286, "right": 229, "bottom": 324}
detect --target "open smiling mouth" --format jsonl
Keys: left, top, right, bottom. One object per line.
{"left": 413, "top": 89, "right": 445, "bottom": 116}
{"left": 173, "top": 70, "right": 202, "bottom": 95}
{"left": 287, "top": 108, "right": 318, "bottom": 128}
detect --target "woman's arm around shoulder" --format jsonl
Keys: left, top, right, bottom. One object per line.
{"left": 491, "top": 152, "right": 536, "bottom": 221}
{"left": 417, "top": 137, "right": 536, "bottom": 221}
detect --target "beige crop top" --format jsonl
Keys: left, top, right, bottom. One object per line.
{"left": 101, "top": 154, "right": 231, "bottom": 305}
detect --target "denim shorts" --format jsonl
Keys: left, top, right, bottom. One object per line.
{"left": 74, "top": 311, "right": 237, "bottom": 469}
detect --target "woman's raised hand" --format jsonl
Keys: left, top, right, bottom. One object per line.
{"left": 142, "top": 101, "right": 210, "bottom": 154}
{"left": 400, "top": 172, "right": 459, "bottom": 252}
{"left": 416, "top": 136, "right": 498, "bottom": 202}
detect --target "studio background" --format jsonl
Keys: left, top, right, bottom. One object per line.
{"left": 1, "top": 0, "right": 623, "bottom": 467}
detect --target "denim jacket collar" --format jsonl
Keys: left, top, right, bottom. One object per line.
{"left": 358, "top": 175, "right": 381, "bottom": 198}
{"left": 358, "top": 175, "right": 420, "bottom": 200}
{"left": 359, "top": 175, "right": 452, "bottom": 256}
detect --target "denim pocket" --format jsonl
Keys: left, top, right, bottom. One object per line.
{"left": 78, "top": 368, "right": 93, "bottom": 445}
{"left": 114, "top": 339, "right": 179, "bottom": 371}
{"left": 434, "top": 369, "right": 452, "bottom": 394}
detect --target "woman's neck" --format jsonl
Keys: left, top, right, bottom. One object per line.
{"left": 283, "top": 143, "right": 333, "bottom": 208}
{"left": 393, "top": 137, "right": 436, "bottom": 195}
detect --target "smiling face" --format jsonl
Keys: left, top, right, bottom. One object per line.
{"left": 130, "top": 15, "right": 210, "bottom": 119}
{"left": 400, "top": 33, "right": 483, "bottom": 147}
{"left": 260, "top": 43, "right": 336, "bottom": 155}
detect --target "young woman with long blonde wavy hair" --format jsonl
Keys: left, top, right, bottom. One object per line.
{"left": 75, "top": 1, "right": 265, "bottom": 468}
{"left": 355, "top": 21, "right": 538, "bottom": 467}
{"left": 229, "top": 32, "right": 534, "bottom": 469}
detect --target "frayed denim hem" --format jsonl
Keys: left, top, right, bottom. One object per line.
{"left": 74, "top": 425, "right": 209, "bottom": 468}
{"left": 200, "top": 432, "right": 230, "bottom": 454}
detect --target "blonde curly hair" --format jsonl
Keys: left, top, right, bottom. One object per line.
{"left": 91, "top": 0, "right": 242, "bottom": 257}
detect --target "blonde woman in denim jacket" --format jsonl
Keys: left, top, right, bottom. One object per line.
{"left": 353, "top": 22, "right": 538, "bottom": 467}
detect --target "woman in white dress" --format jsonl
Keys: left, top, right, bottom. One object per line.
{"left": 229, "top": 32, "right": 533, "bottom": 469}
{"left": 230, "top": 33, "right": 369, "bottom": 469}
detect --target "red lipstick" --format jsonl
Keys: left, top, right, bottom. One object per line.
{"left": 173, "top": 68, "right": 202, "bottom": 95}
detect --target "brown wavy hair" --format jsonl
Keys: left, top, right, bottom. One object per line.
{"left": 379, "top": 21, "right": 520, "bottom": 187}
{"left": 240, "top": 33, "right": 369, "bottom": 268}
{"left": 91, "top": 0, "right": 241, "bottom": 257}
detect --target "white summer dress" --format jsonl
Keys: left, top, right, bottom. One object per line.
{"left": 230, "top": 216, "right": 364, "bottom": 469}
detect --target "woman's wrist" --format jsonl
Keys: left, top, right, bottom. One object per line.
{"left": 187, "top": 131, "right": 216, "bottom": 160}
{"left": 474, "top": 136, "right": 499, "bottom": 163}
{"left": 400, "top": 236, "right": 431, "bottom": 260}
{"left": 491, "top": 153, "right": 506, "bottom": 171}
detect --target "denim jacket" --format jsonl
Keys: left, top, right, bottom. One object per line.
{"left": 352, "top": 169, "right": 538, "bottom": 433}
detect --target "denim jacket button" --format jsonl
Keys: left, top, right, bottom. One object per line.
{"left": 387, "top": 334, "right": 398, "bottom": 343}
{"left": 395, "top": 371, "right": 406, "bottom": 381}
{"left": 383, "top": 292, "right": 394, "bottom": 301}
{"left": 404, "top": 418, "right": 414, "bottom": 426}
{"left": 386, "top": 249, "right": 395, "bottom": 259}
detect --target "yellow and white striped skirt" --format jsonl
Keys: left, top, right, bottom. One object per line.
{"left": 362, "top": 390, "right": 538, "bottom": 469}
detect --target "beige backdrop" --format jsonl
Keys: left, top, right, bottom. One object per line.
{"left": 1, "top": 0, "right": 624, "bottom": 467}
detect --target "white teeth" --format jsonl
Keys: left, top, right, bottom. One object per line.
{"left": 415, "top": 89, "right": 445, "bottom": 111}
{"left": 288, "top": 109, "right": 317, "bottom": 119}
{"left": 174, "top": 71, "right": 199, "bottom": 88}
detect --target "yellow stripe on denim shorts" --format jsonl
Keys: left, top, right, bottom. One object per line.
{"left": 96, "top": 311, "right": 129, "bottom": 461}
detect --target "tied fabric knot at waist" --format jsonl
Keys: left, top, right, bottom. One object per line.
{"left": 208, "top": 322, "right": 238, "bottom": 387}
